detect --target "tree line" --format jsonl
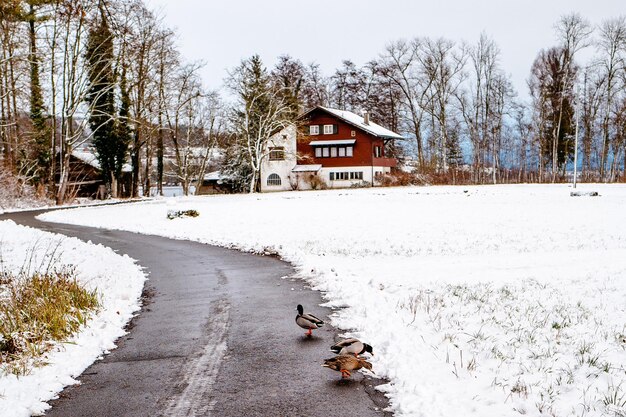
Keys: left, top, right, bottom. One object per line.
{"left": 1, "top": 0, "right": 223, "bottom": 202}
{"left": 1, "top": 3, "right": 624, "bottom": 201}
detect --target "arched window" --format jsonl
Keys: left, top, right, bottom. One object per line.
{"left": 267, "top": 173, "right": 281, "bottom": 186}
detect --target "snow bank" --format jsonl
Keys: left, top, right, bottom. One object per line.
{"left": 0, "top": 220, "right": 145, "bottom": 417}
{"left": 39, "top": 184, "right": 626, "bottom": 417}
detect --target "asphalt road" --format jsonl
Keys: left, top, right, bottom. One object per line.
{"left": 2, "top": 209, "right": 390, "bottom": 417}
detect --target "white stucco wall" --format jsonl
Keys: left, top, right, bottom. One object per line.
{"left": 260, "top": 125, "right": 297, "bottom": 192}
{"left": 319, "top": 166, "right": 392, "bottom": 188}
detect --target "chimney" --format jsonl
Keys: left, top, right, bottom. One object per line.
{"left": 363, "top": 111, "right": 370, "bottom": 125}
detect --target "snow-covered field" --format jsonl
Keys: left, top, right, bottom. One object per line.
{"left": 40, "top": 184, "right": 626, "bottom": 417}
{"left": 0, "top": 221, "right": 145, "bottom": 417}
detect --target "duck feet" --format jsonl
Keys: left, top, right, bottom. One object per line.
{"left": 340, "top": 369, "right": 351, "bottom": 379}
{"left": 305, "top": 328, "right": 313, "bottom": 337}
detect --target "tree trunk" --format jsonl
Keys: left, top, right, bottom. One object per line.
{"left": 131, "top": 137, "right": 140, "bottom": 197}
{"left": 56, "top": 151, "right": 70, "bottom": 205}
{"left": 110, "top": 171, "right": 118, "bottom": 198}
{"left": 144, "top": 133, "right": 152, "bottom": 196}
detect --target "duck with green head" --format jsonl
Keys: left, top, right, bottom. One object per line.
{"left": 295, "top": 304, "right": 324, "bottom": 336}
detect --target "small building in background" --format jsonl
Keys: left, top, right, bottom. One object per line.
{"left": 196, "top": 171, "right": 235, "bottom": 194}
{"left": 260, "top": 106, "right": 402, "bottom": 192}
{"left": 62, "top": 149, "right": 132, "bottom": 199}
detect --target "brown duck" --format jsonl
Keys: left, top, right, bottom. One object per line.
{"left": 322, "top": 354, "right": 373, "bottom": 379}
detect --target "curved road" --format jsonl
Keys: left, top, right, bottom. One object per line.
{"left": 2, "top": 210, "right": 390, "bottom": 417}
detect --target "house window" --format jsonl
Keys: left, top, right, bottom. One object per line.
{"left": 374, "top": 146, "right": 382, "bottom": 158}
{"left": 267, "top": 173, "right": 281, "bottom": 186}
{"left": 323, "top": 124, "right": 335, "bottom": 135}
{"left": 330, "top": 171, "right": 363, "bottom": 181}
{"left": 269, "top": 147, "right": 285, "bottom": 161}
{"left": 314, "top": 145, "right": 351, "bottom": 158}
{"left": 350, "top": 172, "right": 363, "bottom": 180}
{"left": 309, "top": 125, "right": 320, "bottom": 135}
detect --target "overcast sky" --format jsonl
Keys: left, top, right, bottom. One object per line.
{"left": 144, "top": 0, "right": 624, "bottom": 102}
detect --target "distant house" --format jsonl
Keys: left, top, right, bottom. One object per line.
{"left": 196, "top": 171, "right": 235, "bottom": 194}
{"left": 260, "top": 106, "right": 402, "bottom": 192}
{"left": 62, "top": 149, "right": 132, "bottom": 198}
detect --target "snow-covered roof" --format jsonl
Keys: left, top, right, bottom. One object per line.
{"left": 309, "top": 139, "right": 356, "bottom": 146}
{"left": 203, "top": 171, "right": 230, "bottom": 181}
{"left": 72, "top": 149, "right": 132, "bottom": 173}
{"left": 72, "top": 150, "right": 100, "bottom": 169}
{"left": 312, "top": 107, "right": 404, "bottom": 140}
{"left": 292, "top": 164, "right": 322, "bottom": 173}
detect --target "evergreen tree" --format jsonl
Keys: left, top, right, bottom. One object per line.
{"left": 23, "top": 0, "right": 52, "bottom": 187}
{"left": 112, "top": 68, "right": 132, "bottom": 195}
{"left": 530, "top": 47, "right": 577, "bottom": 173}
{"left": 86, "top": 5, "right": 124, "bottom": 194}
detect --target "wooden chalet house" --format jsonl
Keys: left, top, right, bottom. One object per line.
{"left": 260, "top": 106, "right": 402, "bottom": 192}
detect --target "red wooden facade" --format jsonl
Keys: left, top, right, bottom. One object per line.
{"left": 298, "top": 107, "right": 398, "bottom": 168}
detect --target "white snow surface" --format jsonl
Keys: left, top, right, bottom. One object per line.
{"left": 0, "top": 221, "right": 145, "bottom": 417}
{"left": 39, "top": 184, "right": 626, "bottom": 417}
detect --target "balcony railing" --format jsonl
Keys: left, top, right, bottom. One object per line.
{"left": 372, "top": 157, "right": 397, "bottom": 168}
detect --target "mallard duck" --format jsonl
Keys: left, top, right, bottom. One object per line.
{"left": 295, "top": 304, "right": 324, "bottom": 336}
{"left": 330, "top": 338, "right": 374, "bottom": 357}
{"left": 322, "top": 355, "right": 373, "bottom": 379}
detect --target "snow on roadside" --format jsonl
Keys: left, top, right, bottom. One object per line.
{"left": 39, "top": 184, "right": 626, "bottom": 417}
{"left": 0, "top": 220, "right": 145, "bottom": 417}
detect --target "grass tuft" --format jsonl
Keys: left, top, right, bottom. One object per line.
{"left": 0, "top": 267, "right": 100, "bottom": 376}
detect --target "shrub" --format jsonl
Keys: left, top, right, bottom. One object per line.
{"left": 349, "top": 180, "right": 371, "bottom": 188}
{"left": 380, "top": 170, "right": 426, "bottom": 187}
{"left": 305, "top": 174, "right": 327, "bottom": 190}
{"left": 167, "top": 209, "right": 200, "bottom": 219}
{"left": 0, "top": 171, "right": 50, "bottom": 210}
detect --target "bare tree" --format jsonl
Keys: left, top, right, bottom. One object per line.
{"left": 193, "top": 92, "right": 225, "bottom": 196}
{"left": 163, "top": 62, "right": 211, "bottom": 195}
{"left": 457, "top": 33, "right": 508, "bottom": 183}
{"left": 552, "top": 13, "right": 592, "bottom": 182}
{"left": 579, "top": 65, "right": 605, "bottom": 180}
{"left": 378, "top": 39, "right": 431, "bottom": 169}
{"left": 49, "top": 0, "right": 99, "bottom": 204}
{"left": 226, "top": 55, "right": 294, "bottom": 193}
{"left": 596, "top": 16, "right": 626, "bottom": 180}
{"left": 0, "top": 2, "right": 25, "bottom": 173}
{"left": 421, "top": 37, "right": 466, "bottom": 172}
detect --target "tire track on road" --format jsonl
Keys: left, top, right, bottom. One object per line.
{"left": 162, "top": 298, "right": 230, "bottom": 417}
